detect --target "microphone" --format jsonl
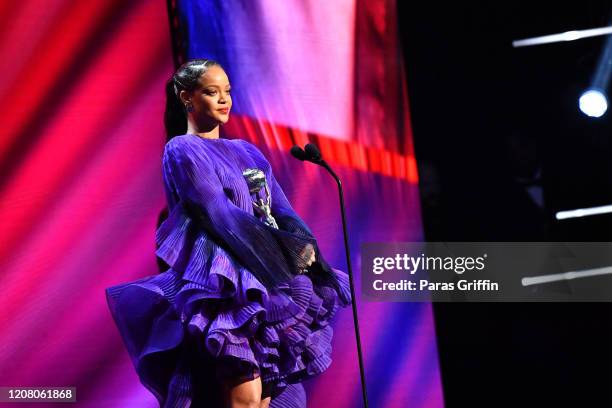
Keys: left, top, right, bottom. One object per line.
{"left": 304, "top": 143, "right": 321, "bottom": 161}
{"left": 290, "top": 144, "right": 323, "bottom": 164}
{"left": 290, "top": 145, "right": 307, "bottom": 161}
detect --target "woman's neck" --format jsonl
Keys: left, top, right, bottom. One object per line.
{"left": 186, "top": 120, "right": 220, "bottom": 139}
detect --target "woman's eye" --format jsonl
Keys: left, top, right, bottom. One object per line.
{"left": 203, "top": 89, "right": 231, "bottom": 96}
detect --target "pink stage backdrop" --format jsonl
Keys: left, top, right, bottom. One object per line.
{"left": 0, "top": 0, "right": 443, "bottom": 406}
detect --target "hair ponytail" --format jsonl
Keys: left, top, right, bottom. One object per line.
{"left": 164, "top": 78, "right": 187, "bottom": 141}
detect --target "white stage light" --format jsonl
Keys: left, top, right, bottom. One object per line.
{"left": 579, "top": 89, "right": 608, "bottom": 118}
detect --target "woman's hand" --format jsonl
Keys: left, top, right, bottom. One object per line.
{"left": 300, "top": 244, "right": 316, "bottom": 267}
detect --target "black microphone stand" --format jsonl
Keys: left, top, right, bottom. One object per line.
{"left": 291, "top": 144, "right": 369, "bottom": 408}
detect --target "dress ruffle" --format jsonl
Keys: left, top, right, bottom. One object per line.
{"left": 106, "top": 204, "right": 352, "bottom": 407}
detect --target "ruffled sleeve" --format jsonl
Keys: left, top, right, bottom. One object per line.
{"left": 162, "top": 136, "right": 320, "bottom": 289}
{"left": 236, "top": 140, "right": 344, "bottom": 296}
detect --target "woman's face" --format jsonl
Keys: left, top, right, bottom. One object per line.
{"left": 181, "top": 65, "right": 232, "bottom": 126}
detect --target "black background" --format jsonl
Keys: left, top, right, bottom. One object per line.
{"left": 399, "top": 2, "right": 612, "bottom": 406}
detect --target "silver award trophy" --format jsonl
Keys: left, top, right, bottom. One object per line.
{"left": 242, "top": 168, "right": 279, "bottom": 229}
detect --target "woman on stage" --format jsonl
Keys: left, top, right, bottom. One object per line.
{"left": 105, "top": 59, "right": 351, "bottom": 408}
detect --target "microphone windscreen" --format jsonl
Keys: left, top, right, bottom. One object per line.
{"left": 304, "top": 143, "right": 321, "bottom": 160}
{"left": 290, "top": 145, "right": 307, "bottom": 161}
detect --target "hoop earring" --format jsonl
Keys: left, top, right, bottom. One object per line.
{"left": 185, "top": 103, "right": 194, "bottom": 113}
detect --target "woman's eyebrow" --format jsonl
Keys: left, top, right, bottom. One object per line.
{"left": 201, "top": 84, "right": 231, "bottom": 89}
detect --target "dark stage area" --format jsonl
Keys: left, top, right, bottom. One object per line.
{"left": 399, "top": 2, "right": 612, "bottom": 406}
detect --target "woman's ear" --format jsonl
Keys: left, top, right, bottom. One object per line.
{"left": 179, "top": 89, "right": 191, "bottom": 106}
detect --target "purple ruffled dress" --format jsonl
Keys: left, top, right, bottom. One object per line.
{"left": 105, "top": 134, "right": 352, "bottom": 408}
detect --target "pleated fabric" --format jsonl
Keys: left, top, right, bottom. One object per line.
{"left": 105, "top": 135, "right": 351, "bottom": 407}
